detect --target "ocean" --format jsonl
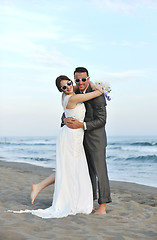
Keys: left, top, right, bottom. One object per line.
{"left": 0, "top": 136, "right": 157, "bottom": 188}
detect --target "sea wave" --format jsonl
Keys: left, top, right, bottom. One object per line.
{"left": 108, "top": 146, "right": 121, "bottom": 150}
{"left": 131, "top": 142, "right": 157, "bottom": 146}
{"left": 125, "top": 155, "right": 157, "bottom": 163}
{"left": 21, "top": 157, "right": 54, "bottom": 162}
{"left": 108, "top": 141, "right": 157, "bottom": 146}
{"left": 0, "top": 142, "right": 56, "bottom": 146}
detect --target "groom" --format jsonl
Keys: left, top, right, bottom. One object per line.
{"left": 63, "top": 67, "right": 112, "bottom": 214}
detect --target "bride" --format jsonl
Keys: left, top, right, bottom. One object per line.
{"left": 13, "top": 75, "right": 103, "bottom": 218}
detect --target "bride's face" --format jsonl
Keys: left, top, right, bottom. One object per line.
{"left": 60, "top": 80, "right": 74, "bottom": 95}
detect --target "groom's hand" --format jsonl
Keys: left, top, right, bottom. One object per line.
{"left": 64, "top": 118, "right": 84, "bottom": 129}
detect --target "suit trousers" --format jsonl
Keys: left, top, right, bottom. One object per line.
{"left": 84, "top": 146, "right": 112, "bottom": 204}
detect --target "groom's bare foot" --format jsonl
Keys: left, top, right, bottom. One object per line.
{"left": 31, "top": 184, "right": 40, "bottom": 205}
{"left": 94, "top": 203, "right": 106, "bottom": 215}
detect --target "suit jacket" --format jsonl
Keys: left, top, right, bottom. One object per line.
{"left": 61, "top": 84, "right": 107, "bottom": 151}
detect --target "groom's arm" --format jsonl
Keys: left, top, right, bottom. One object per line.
{"left": 61, "top": 112, "right": 66, "bottom": 127}
{"left": 85, "top": 94, "right": 107, "bottom": 131}
{"left": 61, "top": 113, "right": 84, "bottom": 128}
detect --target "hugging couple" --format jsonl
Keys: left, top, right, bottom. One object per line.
{"left": 30, "top": 66, "right": 112, "bottom": 218}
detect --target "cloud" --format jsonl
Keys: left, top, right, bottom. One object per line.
{"left": 1, "top": 63, "right": 52, "bottom": 70}
{"left": 111, "top": 40, "right": 148, "bottom": 47}
{"left": 0, "top": 35, "right": 44, "bottom": 56}
{"left": 0, "top": 7, "right": 61, "bottom": 40}
{"left": 61, "top": 34, "right": 93, "bottom": 50}
{"left": 68, "top": 35, "right": 90, "bottom": 43}
{"left": 32, "top": 49, "right": 72, "bottom": 67}
{"left": 92, "top": 0, "right": 157, "bottom": 14}
{"left": 92, "top": 69, "right": 147, "bottom": 82}
{"left": 0, "top": 34, "right": 72, "bottom": 68}
{"left": 22, "top": 31, "right": 60, "bottom": 40}
{"left": 0, "top": 4, "right": 52, "bottom": 21}
{"left": 0, "top": 3, "right": 93, "bottom": 53}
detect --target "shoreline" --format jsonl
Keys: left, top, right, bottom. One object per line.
{"left": 0, "top": 159, "right": 157, "bottom": 239}
{"left": 0, "top": 158, "right": 156, "bottom": 189}
{"left": 0, "top": 159, "right": 156, "bottom": 206}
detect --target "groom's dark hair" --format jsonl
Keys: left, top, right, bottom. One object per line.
{"left": 74, "top": 67, "right": 89, "bottom": 76}
{"left": 56, "top": 75, "right": 71, "bottom": 92}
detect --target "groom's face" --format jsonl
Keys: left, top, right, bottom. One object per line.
{"left": 74, "top": 72, "right": 90, "bottom": 92}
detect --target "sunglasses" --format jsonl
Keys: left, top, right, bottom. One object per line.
{"left": 61, "top": 81, "right": 73, "bottom": 91}
{"left": 75, "top": 77, "right": 89, "bottom": 83}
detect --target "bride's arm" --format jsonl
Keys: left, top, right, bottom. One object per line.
{"left": 67, "top": 86, "right": 103, "bottom": 108}
{"left": 89, "top": 81, "right": 97, "bottom": 91}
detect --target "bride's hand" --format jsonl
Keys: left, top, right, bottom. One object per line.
{"left": 89, "top": 81, "right": 103, "bottom": 94}
{"left": 89, "top": 81, "right": 97, "bottom": 91}
{"left": 96, "top": 85, "right": 103, "bottom": 94}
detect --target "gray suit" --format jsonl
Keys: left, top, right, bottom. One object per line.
{"left": 76, "top": 85, "right": 111, "bottom": 204}
{"left": 62, "top": 85, "right": 111, "bottom": 204}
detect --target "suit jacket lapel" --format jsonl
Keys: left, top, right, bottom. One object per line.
{"left": 85, "top": 84, "right": 92, "bottom": 93}
{"left": 75, "top": 84, "right": 92, "bottom": 94}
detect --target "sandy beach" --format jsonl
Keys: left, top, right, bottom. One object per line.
{"left": 0, "top": 159, "right": 157, "bottom": 240}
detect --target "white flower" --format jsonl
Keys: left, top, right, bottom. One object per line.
{"left": 95, "top": 81, "right": 111, "bottom": 101}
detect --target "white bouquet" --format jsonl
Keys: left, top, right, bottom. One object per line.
{"left": 95, "top": 82, "right": 111, "bottom": 101}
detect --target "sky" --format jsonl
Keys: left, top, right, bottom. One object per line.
{"left": 0, "top": 0, "right": 157, "bottom": 137}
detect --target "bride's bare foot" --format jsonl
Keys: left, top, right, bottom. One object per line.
{"left": 30, "top": 173, "right": 55, "bottom": 204}
{"left": 31, "top": 184, "right": 40, "bottom": 205}
{"left": 94, "top": 203, "right": 106, "bottom": 215}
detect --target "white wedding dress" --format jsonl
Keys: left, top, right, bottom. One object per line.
{"left": 9, "top": 95, "right": 93, "bottom": 218}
